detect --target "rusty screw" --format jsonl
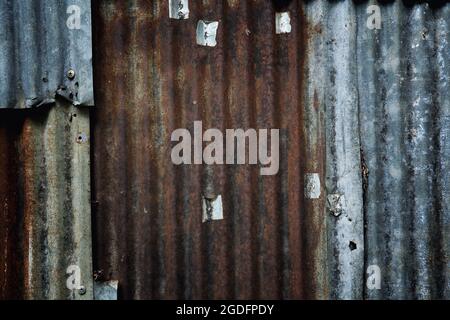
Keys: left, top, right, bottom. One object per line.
{"left": 67, "top": 69, "right": 76, "bottom": 80}
{"left": 78, "top": 286, "right": 86, "bottom": 295}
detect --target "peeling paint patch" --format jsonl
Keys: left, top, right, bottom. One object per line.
{"left": 305, "top": 173, "right": 321, "bottom": 199}
{"left": 275, "top": 12, "right": 292, "bottom": 34}
{"left": 327, "top": 194, "right": 344, "bottom": 217}
{"left": 196, "top": 20, "right": 219, "bottom": 47}
{"left": 202, "top": 195, "right": 223, "bottom": 222}
{"left": 169, "top": 0, "right": 189, "bottom": 20}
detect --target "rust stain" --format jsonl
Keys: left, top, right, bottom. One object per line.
{"left": 92, "top": 0, "right": 325, "bottom": 299}
{"left": 0, "top": 112, "right": 24, "bottom": 299}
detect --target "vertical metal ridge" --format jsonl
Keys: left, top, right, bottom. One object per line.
{"left": 303, "top": 0, "right": 328, "bottom": 300}
{"left": 0, "top": 113, "right": 23, "bottom": 299}
{"left": 358, "top": 1, "right": 409, "bottom": 299}
{"left": 435, "top": 5, "right": 450, "bottom": 299}
{"left": 326, "top": 0, "right": 364, "bottom": 300}
{"left": 406, "top": 4, "right": 435, "bottom": 299}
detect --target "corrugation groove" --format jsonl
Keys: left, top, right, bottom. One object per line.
{"left": 92, "top": 0, "right": 327, "bottom": 299}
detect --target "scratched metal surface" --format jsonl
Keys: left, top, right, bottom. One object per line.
{"left": 0, "top": 0, "right": 94, "bottom": 108}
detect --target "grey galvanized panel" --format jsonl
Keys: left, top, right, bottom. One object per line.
{"left": 0, "top": 0, "right": 94, "bottom": 109}
{"left": 357, "top": 2, "right": 450, "bottom": 300}
{"left": 327, "top": 0, "right": 450, "bottom": 299}
{"left": 325, "top": 0, "right": 364, "bottom": 300}
{"left": 0, "top": 0, "right": 447, "bottom": 301}
{"left": 0, "top": 101, "right": 93, "bottom": 299}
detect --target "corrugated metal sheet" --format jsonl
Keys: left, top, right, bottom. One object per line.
{"left": 91, "top": 0, "right": 326, "bottom": 299}
{"left": 0, "top": 0, "right": 94, "bottom": 108}
{"left": 0, "top": 0, "right": 94, "bottom": 300}
{"left": 324, "top": 0, "right": 449, "bottom": 300}
{"left": 0, "top": 101, "right": 93, "bottom": 299}
{"left": 0, "top": 0, "right": 448, "bottom": 300}
{"left": 91, "top": 0, "right": 449, "bottom": 300}
{"left": 356, "top": 2, "right": 450, "bottom": 299}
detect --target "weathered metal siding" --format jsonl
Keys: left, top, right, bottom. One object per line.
{"left": 91, "top": 0, "right": 449, "bottom": 300}
{"left": 325, "top": 1, "right": 449, "bottom": 299}
{"left": 0, "top": 0, "right": 94, "bottom": 108}
{"left": 0, "top": 102, "right": 93, "bottom": 299}
{"left": 0, "top": 0, "right": 94, "bottom": 299}
{"left": 356, "top": 2, "right": 450, "bottom": 299}
{"left": 91, "top": 0, "right": 327, "bottom": 299}
{"left": 0, "top": 0, "right": 448, "bottom": 301}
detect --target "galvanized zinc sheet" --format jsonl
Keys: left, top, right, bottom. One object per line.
{"left": 0, "top": 101, "right": 93, "bottom": 299}
{"left": 356, "top": 1, "right": 450, "bottom": 299}
{"left": 0, "top": 0, "right": 94, "bottom": 108}
{"left": 91, "top": 0, "right": 327, "bottom": 299}
{"left": 325, "top": 0, "right": 449, "bottom": 299}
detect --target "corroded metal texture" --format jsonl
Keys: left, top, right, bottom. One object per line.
{"left": 356, "top": 2, "right": 450, "bottom": 299}
{"left": 0, "top": 0, "right": 94, "bottom": 108}
{"left": 0, "top": 101, "right": 93, "bottom": 299}
{"left": 92, "top": 0, "right": 327, "bottom": 299}
{"left": 0, "top": 0, "right": 448, "bottom": 301}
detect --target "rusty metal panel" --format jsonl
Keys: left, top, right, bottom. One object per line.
{"left": 0, "top": 101, "right": 93, "bottom": 299}
{"left": 91, "top": 0, "right": 326, "bottom": 299}
{"left": 0, "top": 0, "right": 94, "bottom": 108}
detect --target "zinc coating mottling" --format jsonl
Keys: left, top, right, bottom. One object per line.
{"left": 91, "top": 0, "right": 327, "bottom": 299}
{"left": 0, "top": 0, "right": 94, "bottom": 109}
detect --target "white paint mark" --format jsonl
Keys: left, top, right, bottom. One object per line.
{"left": 196, "top": 20, "right": 219, "bottom": 47}
{"left": 202, "top": 195, "right": 223, "bottom": 222}
{"left": 169, "top": 0, "right": 189, "bottom": 20}
{"left": 275, "top": 12, "right": 292, "bottom": 34}
{"left": 305, "top": 173, "right": 321, "bottom": 199}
